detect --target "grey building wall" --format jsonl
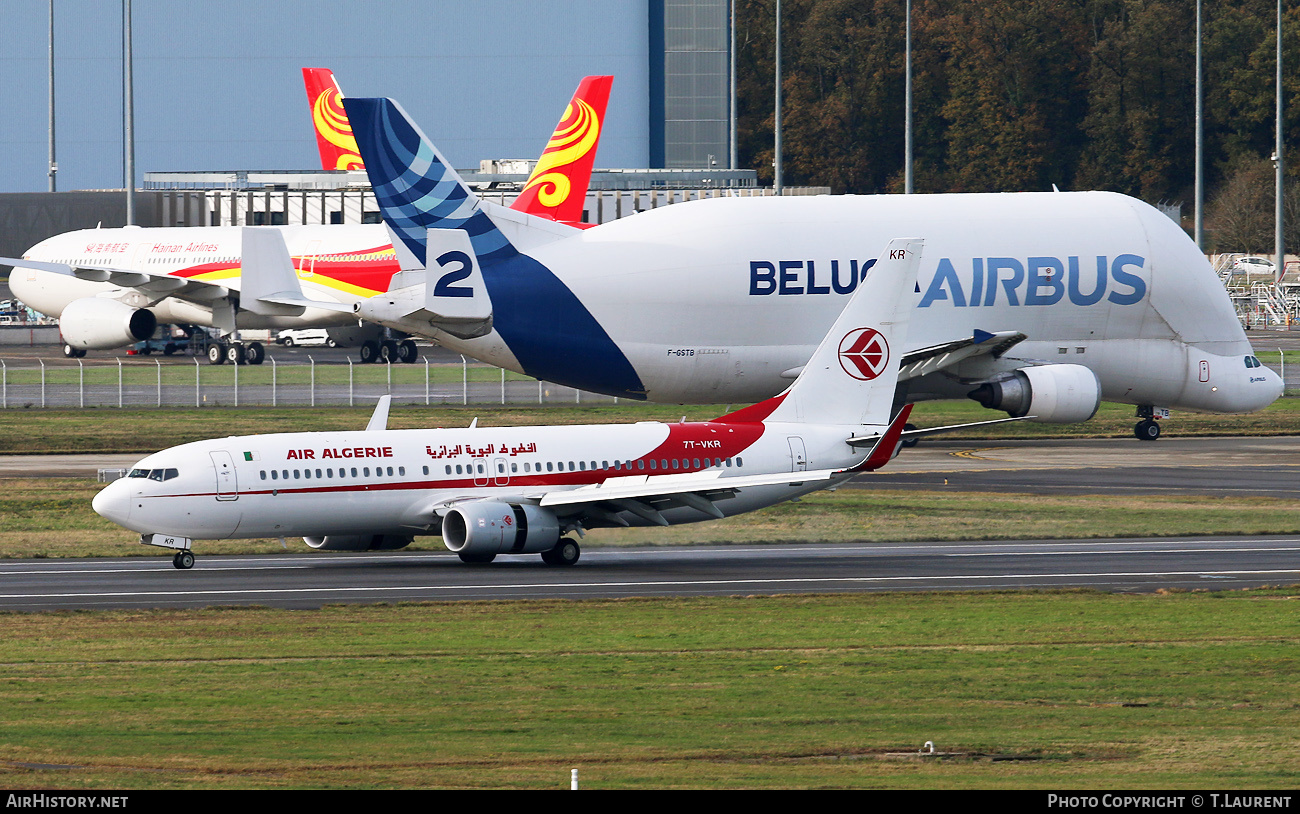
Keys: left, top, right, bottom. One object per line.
{"left": 0, "top": 192, "right": 162, "bottom": 274}
{"left": 650, "top": 0, "right": 730, "bottom": 169}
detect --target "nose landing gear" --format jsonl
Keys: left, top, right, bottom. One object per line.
{"left": 141, "top": 533, "right": 196, "bottom": 569}
{"left": 1134, "top": 405, "right": 1167, "bottom": 441}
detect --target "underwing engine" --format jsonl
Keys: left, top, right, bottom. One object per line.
{"left": 441, "top": 501, "right": 561, "bottom": 559}
{"left": 967, "top": 363, "right": 1101, "bottom": 423}
{"left": 59, "top": 297, "right": 157, "bottom": 350}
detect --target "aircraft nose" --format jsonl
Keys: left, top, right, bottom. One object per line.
{"left": 1258, "top": 364, "right": 1285, "bottom": 408}
{"left": 1220, "top": 360, "right": 1284, "bottom": 413}
{"left": 92, "top": 481, "right": 131, "bottom": 528}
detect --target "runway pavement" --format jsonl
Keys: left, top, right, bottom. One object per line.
{"left": 1, "top": 536, "right": 1298, "bottom": 611}
{"left": 850, "top": 435, "right": 1300, "bottom": 497}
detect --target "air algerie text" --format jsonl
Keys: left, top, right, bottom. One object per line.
{"left": 286, "top": 447, "right": 393, "bottom": 460}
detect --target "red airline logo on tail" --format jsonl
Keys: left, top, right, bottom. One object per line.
{"left": 513, "top": 75, "right": 613, "bottom": 226}
{"left": 303, "top": 68, "right": 364, "bottom": 171}
{"left": 838, "top": 328, "right": 890, "bottom": 381}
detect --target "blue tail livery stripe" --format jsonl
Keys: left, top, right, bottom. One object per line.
{"left": 343, "top": 97, "right": 515, "bottom": 266}
{"left": 483, "top": 253, "right": 647, "bottom": 399}
{"left": 346, "top": 96, "right": 644, "bottom": 398}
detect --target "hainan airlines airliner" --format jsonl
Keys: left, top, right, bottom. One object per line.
{"left": 93, "top": 239, "right": 926, "bottom": 569}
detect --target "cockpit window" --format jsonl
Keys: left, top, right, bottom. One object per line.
{"left": 130, "top": 468, "right": 178, "bottom": 481}
{"left": 1245, "top": 356, "right": 1262, "bottom": 368}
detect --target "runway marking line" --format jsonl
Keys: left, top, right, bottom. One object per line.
{"left": 3, "top": 567, "right": 1300, "bottom": 602}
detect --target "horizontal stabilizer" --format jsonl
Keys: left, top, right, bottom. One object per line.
{"left": 240, "top": 228, "right": 355, "bottom": 316}
{"left": 355, "top": 229, "right": 493, "bottom": 339}
{"left": 847, "top": 414, "right": 1034, "bottom": 447}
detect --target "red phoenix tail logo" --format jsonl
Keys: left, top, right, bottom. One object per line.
{"left": 838, "top": 328, "right": 890, "bottom": 380}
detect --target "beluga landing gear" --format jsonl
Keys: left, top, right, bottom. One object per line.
{"left": 1134, "top": 405, "right": 1168, "bottom": 441}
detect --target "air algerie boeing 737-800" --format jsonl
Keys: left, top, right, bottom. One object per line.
{"left": 94, "top": 238, "right": 934, "bottom": 569}
{"left": 3, "top": 74, "right": 613, "bottom": 365}
{"left": 337, "top": 96, "right": 1280, "bottom": 440}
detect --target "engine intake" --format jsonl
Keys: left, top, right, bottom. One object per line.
{"left": 60, "top": 297, "right": 157, "bottom": 350}
{"left": 968, "top": 363, "right": 1101, "bottom": 424}
{"left": 303, "top": 534, "right": 412, "bottom": 551}
{"left": 442, "top": 501, "right": 560, "bottom": 557}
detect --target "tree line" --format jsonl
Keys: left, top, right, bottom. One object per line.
{"left": 733, "top": 0, "right": 1300, "bottom": 252}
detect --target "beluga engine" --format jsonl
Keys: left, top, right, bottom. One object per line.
{"left": 968, "top": 364, "right": 1101, "bottom": 423}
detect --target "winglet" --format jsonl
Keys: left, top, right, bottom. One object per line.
{"left": 851, "top": 404, "right": 913, "bottom": 472}
{"left": 366, "top": 395, "right": 392, "bottom": 431}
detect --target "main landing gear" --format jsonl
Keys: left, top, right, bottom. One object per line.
{"left": 207, "top": 340, "right": 265, "bottom": 366}
{"left": 455, "top": 537, "right": 582, "bottom": 566}
{"left": 172, "top": 550, "right": 195, "bottom": 570}
{"left": 358, "top": 339, "right": 419, "bottom": 364}
{"left": 541, "top": 538, "right": 581, "bottom": 566}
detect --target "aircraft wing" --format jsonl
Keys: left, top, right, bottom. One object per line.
{"left": 533, "top": 467, "right": 845, "bottom": 525}
{"left": 897, "top": 329, "right": 1026, "bottom": 381}
{"left": 0, "top": 256, "right": 235, "bottom": 304}
{"left": 473, "top": 409, "right": 913, "bottom": 527}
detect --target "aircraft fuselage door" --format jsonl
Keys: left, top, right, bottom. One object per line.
{"left": 211, "top": 450, "right": 238, "bottom": 501}
{"left": 472, "top": 459, "right": 489, "bottom": 487}
{"left": 787, "top": 436, "right": 808, "bottom": 472}
{"left": 299, "top": 239, "right": 322, "bottom": 278}
{"left": 493, "top": 457, "right": 510, "bottom": 486}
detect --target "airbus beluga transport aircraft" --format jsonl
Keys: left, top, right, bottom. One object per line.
{"left": 94, "top": 239, "right": 944, "bottom": 569}
{"left": 340, "top": 96, "right": 1281, "bottom": 440}
{"left": 2, "top": 74, "right": 613, "bottom": 365}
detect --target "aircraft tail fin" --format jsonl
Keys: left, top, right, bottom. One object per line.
{"left": 343, "top": 97, "right": 518, "bottom": 268}
{"left": 302, "top": 68, "right": 364, "bottom": 171}
{"left": 718, "top": 238, "right": 922, "bottom": 428}
{"left": 512, "top": 75, "right": 612, "bottom": 226}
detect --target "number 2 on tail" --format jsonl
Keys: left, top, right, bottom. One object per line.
{"left": 432, "top": 250, "right": 474, "bottom": 298}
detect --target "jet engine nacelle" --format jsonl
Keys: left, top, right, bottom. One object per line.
{"left": 303, "top": 534, "right": 413, "bottom": 551}
{"left": 967, "top": 363, "right": 1101, "bottom": 424}
{"left": 59, "top": 297, "right": 158, "bottom": 350}
{"left": 441, "top": 501, "right": 560, "bottom": 556}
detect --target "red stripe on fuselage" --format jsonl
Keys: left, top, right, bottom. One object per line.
{"left": 169, "top": 244, "right": 400, "bottom": 296}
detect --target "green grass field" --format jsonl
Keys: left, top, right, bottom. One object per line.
{"left": 5, "top": 397, "right": 1300, "bottom": 454}
{"left": 0, "top": 591, "right": 1297, "bottom": 789}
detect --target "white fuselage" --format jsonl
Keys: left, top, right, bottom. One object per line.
{"left": 92, "top": 419, "right": 850, "bottom": 542}
{"left": 9, "top": 225, "right": 387, "bottom": 332}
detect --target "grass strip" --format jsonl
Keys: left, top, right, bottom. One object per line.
{"left": 0, "top": 590, "right": 1296, "bottom": 789}
{"left": 4, "top": 398, "right": 1300, "bottom": 454}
